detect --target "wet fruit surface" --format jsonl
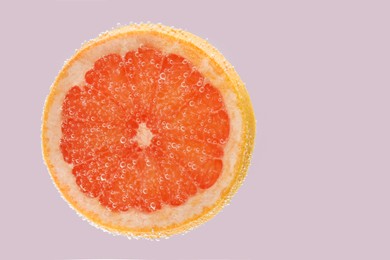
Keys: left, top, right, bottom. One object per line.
{"left": 60, "top": 46, "right": 230, "bottom": 213}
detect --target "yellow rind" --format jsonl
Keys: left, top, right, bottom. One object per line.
{"left": 42, "top": 23, "right": 256, "bottom": 239}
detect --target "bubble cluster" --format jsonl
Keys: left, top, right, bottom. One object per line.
{"left": 60, "top": 46, "right": 230, "bottom": 213}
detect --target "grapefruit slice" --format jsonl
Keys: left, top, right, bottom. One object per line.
{"left": 42, "top": 23, "right": 255, "bottom": 239}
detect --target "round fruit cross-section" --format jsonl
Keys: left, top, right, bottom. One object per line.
{"left": 42, "top": 23, "right": 255, "bottom": 238}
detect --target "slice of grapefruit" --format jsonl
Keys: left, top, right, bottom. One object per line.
{"left": 42, "top": 23, "right": 255, "bottom": 239}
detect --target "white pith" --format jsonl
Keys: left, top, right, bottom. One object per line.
{"left": 44, "top": 29, "right": 244, "bottom": 234}
{"left": 133, "top": 123, "right": 154, "bottom": 148}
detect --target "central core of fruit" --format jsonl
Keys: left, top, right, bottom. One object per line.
{"left": 60, "top": 46, "right": 230, "bottom": 213}
{"left": 133, "top": 123, "right": 153, "bottom": 148}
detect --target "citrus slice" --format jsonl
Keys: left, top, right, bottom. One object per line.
{"left": 42, "top": 23, "right": 255, "bottom": 239}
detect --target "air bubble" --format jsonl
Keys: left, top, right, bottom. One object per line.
{"left": 120, "top": 136, "right": 126, "bottom": 144}
{"left": 120, "top": 162, "right": 126, "bottom": 168}
{"left": 189, "top": 101, "right": 195, "bottom": 107}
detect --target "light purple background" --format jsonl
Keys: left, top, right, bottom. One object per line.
{"left": 2, "top": 0, "right": 390, "bottom": 259}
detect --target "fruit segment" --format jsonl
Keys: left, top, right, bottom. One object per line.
{"left": 60, "top": 46, "right": 230, "bottom": 213}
